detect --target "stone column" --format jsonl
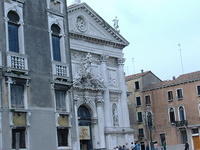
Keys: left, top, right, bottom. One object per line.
{"left": 117, "top": 58, "right": 129, "bottom": 127}
{"left": 100, "top": 55, "right": 111, "bottom": 127}
{"left": 96, "top": 92, "right": 106, "bottom": 149}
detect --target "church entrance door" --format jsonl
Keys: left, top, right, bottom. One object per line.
{"left": 78, "top": 105, "right": 93, "bottom": 150}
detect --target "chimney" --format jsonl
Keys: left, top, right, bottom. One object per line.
{"left": 172, "top": 76, "right": 176, "bottom": 80}
{"left": 141, "top": 69, "right": 144, "bottom": 73}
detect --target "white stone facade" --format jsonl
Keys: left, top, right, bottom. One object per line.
{"left": 68, "top": 3, "right": 134, "bottom": 150}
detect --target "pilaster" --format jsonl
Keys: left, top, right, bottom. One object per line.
{"left": 117, "top": 58, "right": 129, "bottom": 127}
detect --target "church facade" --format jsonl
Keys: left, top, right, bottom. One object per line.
{"left": 0, "top": 0, "right": 133, "bottom": 150}
{"left": 68, "top": 3, "right": 134, "bottom": 150}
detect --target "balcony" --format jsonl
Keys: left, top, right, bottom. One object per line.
{"left": 52, "top": 62, "right": 69, "bottom": 80}
{"left": 7, "top": 52, "right": 28, "bottom": 73}
{"left": 175, "top": 120, "right": 188, "bottom": 127}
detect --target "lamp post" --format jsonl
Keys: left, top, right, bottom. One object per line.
{"left": 147, "top": 112, "right": 154, "bottom": 150}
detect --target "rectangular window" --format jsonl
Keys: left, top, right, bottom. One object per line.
{"left": 168, "top": 91, "right": 173, "bottom": 101}
{"left": 197, "top": 86, "right": 200, "bottom": 96}
{"left": 55, "top": 90, "right": 66, "bottom": 111}
{"left": 8, "top": 23, "right": 19, "bottom": 53}
{"left": 11, "top": 84, "right": 24, "bottom": 108}
{"left": 135, "top": 81, "right": 140, "bottom": 90}
{"left": 137, "top": 112, "right": 143, "bottom": 122}
{"left": 177, "top": 89, "right": 183, "bottom": 99}
{"left": 12, "top": 128, "right": 26, "bottom": 149}
{"left": 191, "top": 128, "right": 199, "bottom": 135}
{"left": 52, "top": 35, "right": 61, "bottom": 61}
{"left": 138, "top": 128, "right": 144, "bottom": 137}
{"left": 145, "top": 95, "right": 151, "bottom": 105}
{"left": 136, "top": 97, "right": 141, "bottom": 106}
{"left": 160, "top": 133, "right": 166, "bottom": 146}
{"left": 57, "top": 128, "right": 69, "bottom": 147}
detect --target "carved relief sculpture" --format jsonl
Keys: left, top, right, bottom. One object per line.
{"left": 76, "top": 15, "right": 87, "bottom": 32}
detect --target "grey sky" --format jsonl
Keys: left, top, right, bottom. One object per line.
{"left": 68, "top": 0, "right": 200, "bottom": 80}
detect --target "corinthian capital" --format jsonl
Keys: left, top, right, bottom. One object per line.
{"left": 117, "top": 58, "right": 125, "bottom": 65}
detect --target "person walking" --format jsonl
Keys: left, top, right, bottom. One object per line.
{"left": 185, "top": 142, "right": 189, "bottom": 150}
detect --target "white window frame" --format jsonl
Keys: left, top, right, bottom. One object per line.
{"left": 4, "top": 1, "right": 25, "bottom": 54}
{"left": 137, "top": 111, "right": 143, "bottom": 123}
{"left": 168, "top": 107, "right": 176, "bottom": 123}
{"left": 191, "top": 128, "right": 199, "bottom": 136}
{"left": 178, "top": 105, "right": 186, "bottom": 121}
{"left": 7, "top": 77, "right": 28, "bottom": 110}
{"left": 167, "top": 90, "right": 173, "bottom": 101}
{"left": 135, "top": 96, "right": 141, "bottom": 106}
{"left": 55, "top": 113, "right": 71, "bottom": 149}
{"left": 134, "top": 81, "right": 140, "bottom": 90}
{"left": 48, "top": 13, "right": 66, "bottom": 63}
{"left": 196, "top": 85, "right": 200, "bottom": 96}
{"left": 176, "top": 88, "right": 183, "bottom": 100}
{"left": 9, "top": 111, "right": 30, "bottom": 150}
{"left": 54, "top": 89, "right": 70, "bottom": 112}
{"left": 138, "top": 128, "right": 145, "bottom": 137}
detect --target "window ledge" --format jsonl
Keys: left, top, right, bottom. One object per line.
{"left": 168, "top": 99, "right": 173, "bottom": 102}
{"left": 177, "top": 97, "right": 183, "bottom": 100}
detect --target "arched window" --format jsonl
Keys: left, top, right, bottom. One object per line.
{"left": 112, "top": 103, "right": 119, "bottom": 126}
{"left": 7, "top": 11, "right": 20, "bottom": 52}
{"left": 169, "top": 108, "right": 175, "bottom": 123}
{"left": 179, "top": 106, "right": 185, "bottom": 121}
{"left": 51, "top": 24, "right": 61, "bottom": 61}
{"left": 78, "top": 106, "right": 91, "bottom": 125}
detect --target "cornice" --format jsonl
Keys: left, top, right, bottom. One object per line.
{"left": 69, "top": 32, "right": 125, "bottom": 49}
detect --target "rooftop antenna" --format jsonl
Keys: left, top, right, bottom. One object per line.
{"left": 132, "top": 57, "right": 135, "bottom": 74}
{"left": 178, "top": 43, "right": 184, "bottom": 74}
{"left": 112, "top": 16, "right": 120, "bottom": 33}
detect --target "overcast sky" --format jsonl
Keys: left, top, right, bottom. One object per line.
{"left": 68, "top": 0, "right": 200, "bottom": 80}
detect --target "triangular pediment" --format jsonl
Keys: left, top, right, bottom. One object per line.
{"left": 68, "top": 3, "right": 129, "bottom": 46}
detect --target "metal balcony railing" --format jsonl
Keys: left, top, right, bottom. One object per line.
{"left": 175, "top": 120, "right": 188, "bottom": 127}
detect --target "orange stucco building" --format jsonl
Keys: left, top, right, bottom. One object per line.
{"left": 126, "top": 71, "right": 200, "bottom": 150}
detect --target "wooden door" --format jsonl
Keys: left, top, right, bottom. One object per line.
{"left": 193, "top": 136, "right": 200, "bottom": 150}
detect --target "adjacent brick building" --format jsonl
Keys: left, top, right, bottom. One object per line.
{"left": 126, "top": 71, "right": 200, "bottom": 150}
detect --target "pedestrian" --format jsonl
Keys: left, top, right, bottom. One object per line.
{"left": 154, "top": 142, "right": 159, "bottom": 150}
{"left": 119, "top": 145, "right": 123, "bottom": 150}
{"left": 185, "top": 142, "right": 189, "bottom": 150}
{"left": 134, "top": 141, "right": 141, "bottom": 150}
{"left": 130, "top": 142, "right": 134, "bottom": 150}
{"left": 163, "top": 141, "right": 166, "bottom": 150}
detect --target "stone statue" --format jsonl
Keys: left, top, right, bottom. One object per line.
{"left": 82, "top": 53, "right": 92, "bottom": 75}
{"left": 112, "top": 104, "right": 119, "bottom": 126}
{"left": 112, "top": 16, "right": 120, "bottom": 32}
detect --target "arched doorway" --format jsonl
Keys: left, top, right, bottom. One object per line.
{"left": 78, "top": 105, "right": 93, "bottom": 150}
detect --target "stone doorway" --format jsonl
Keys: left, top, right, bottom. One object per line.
{"left": 78, "top": 105, "right": 93, "bottom": 150}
